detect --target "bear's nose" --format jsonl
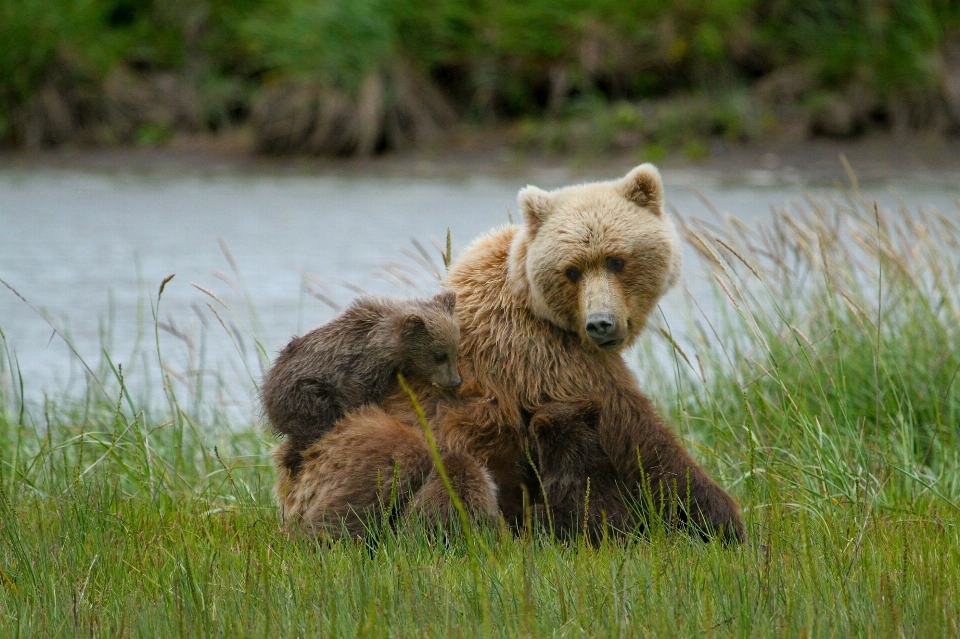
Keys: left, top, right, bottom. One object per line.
{"left": 585, "top": 313, "right": 618, "bottom": 342}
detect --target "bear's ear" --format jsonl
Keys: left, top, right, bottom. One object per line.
{"left": 518, "top": 185, "right": 553, "bottom": 234}
{"left": 397, "top": 314, "right": 426, "bottom": 339}
{"left": 577, "top": 398, "right": 602, "bottom": 425}
{"left": 434, "top": 290, "right": 456, "bottom": 314}
{"left": 618, "top": 163, "right": 664, "bottom": 214}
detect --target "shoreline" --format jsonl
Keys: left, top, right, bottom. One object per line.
{"left": 3, "top": 128, "right": 960, "bottom": 188}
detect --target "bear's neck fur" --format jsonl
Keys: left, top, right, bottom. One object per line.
{"left": 447, "top": 225, "right": 631, "bottom": 412}
{"left": 505, "top": 224, "right": 532, "bottom": 304}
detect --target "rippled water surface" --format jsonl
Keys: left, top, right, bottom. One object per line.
{"left": 2, "top": 168, "right": 958, "bottom": 409}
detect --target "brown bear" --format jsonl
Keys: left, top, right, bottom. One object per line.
{"left": 261, "top": 292, "right": 462, "bottom": 476}
{"left": 276, "top": 164, "right": 745, "bottom": 542}
{"left": 276, "top": 405, "right": 498, "bottom": 538}
{"left": 526, "top": 400, "right": 636, "bottom": 542}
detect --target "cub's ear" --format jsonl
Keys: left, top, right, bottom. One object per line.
{"left": 576, "top": 398, "right": 602, "bottom": 425}
{"left": 618, "top": 163, "right": 664, "bottom": 214}
{"left": 434, "top": 290, "right": 456, "bottom": 314}
{"left": 518, "top": 185, "right": 553, "bottom": 234}
{"left": 398, "top": 314, "right": 426, "bottom": 338}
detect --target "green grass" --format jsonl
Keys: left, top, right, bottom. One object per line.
{"left": 2, "top": 187, "right": 960, "bottom": 636}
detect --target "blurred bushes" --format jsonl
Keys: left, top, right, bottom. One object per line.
{"left": 0, "top": 0, "right": 252, "bottom": 145}
{"left": 1, "top": 0, "right": 960, "bottom": 154}
{"left": 242, "top": 0, "right": 456, "bottom": 154}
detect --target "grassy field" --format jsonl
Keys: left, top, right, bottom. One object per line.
{"left": 2, "top": 187, "right": 960, "bottom": 636}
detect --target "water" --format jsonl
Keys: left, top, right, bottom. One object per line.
{"left": 1, "top": 167, "right": 958, "bottom": 413}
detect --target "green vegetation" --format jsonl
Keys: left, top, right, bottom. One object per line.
{"left": 2, "top": 188, "right": 960, "bottom": 636}
{"left": 2, "top": 0, "right": 960, "bottom": 154}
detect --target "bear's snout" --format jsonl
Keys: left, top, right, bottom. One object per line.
{"left": 434, "top": 366, "right": 462, "bottom": 388}
{"left": 585, "top": 312, "right": 621, "bottom": 347}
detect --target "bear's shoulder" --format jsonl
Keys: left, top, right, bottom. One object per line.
{"left": 446, "top": 225, "right": 518, "bottom": 287}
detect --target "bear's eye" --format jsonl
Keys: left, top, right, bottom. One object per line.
{"left": 564, "top": 267, "right": 582, "bottom": 283}
{"left": 607, "top": 256, "right": 625, "bottom": 273}
{"left": 434, "top": 352, "right": 448, "bottom": 363}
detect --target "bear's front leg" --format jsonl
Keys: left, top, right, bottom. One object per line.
{"left": 598, "top": 387, "right": 745, "bottom": 543}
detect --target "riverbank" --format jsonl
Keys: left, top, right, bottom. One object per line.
{"left": 5, "top": 0, "right": 960, "bottom": 165}
{"left": 4, "top": 128, "right": 960, "bottom": 188}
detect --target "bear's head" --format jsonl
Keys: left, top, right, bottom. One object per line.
{"left": 507, "top": 164, "right": 682, "bottom": 352}
{"left": 528, "top": 399, "right": 602, "bottom": 466}
{"left": 397, "top": 291, "right": 463, "bottom": 388}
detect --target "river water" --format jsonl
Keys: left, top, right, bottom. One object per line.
{"left": 1, "top": 167, "right": 958, "bottom": 416}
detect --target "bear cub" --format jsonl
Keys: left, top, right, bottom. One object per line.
{"left": 528, "top": 400, "right": 631, "bottom": 541}
{"left": 262, "top": 291, "right": 462, "bottom": 475}
{"left": 529, "top": 399, "right": 742, "bottom": 543}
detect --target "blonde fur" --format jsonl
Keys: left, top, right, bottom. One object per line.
{"left": 277, "top": 165, "right": 743, "bottom": 541}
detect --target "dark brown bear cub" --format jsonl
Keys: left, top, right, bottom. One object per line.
{"left": 262, "top": 291, "right": 461, "bottom": 475}
{"left": 528, "top": 400, "right": 631, "bottom": 542}
{"left": 529, "top": 400, "right": 742, "bottom": 543}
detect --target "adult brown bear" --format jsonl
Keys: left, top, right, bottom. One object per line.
{"left": 276, "top": 164, "right": 744, "bottom": 542}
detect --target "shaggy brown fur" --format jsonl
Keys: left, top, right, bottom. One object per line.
{"left": 527, "top": 400, "right": 634, "bottom": 541}
{"left": 275, "top": 406, "right": 498, "bottom": 538}
{"left": 262, "top": 292, "right": 461, "bottom": 475}
{"left": 278, "top": 165, "right": 744, "bottom": 543}
{"left": 406, "top": 448, "right": 500, "bottom": 529}
{"left": 435, "top": 164, "right": 742, "bottom": 541}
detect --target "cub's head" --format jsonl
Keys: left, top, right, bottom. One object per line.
{"left": 529, "top": 399, "right": 600, "bottom": 469}
{"left": 507, "top": 164, "right": 682, "bottom": 352}
{"left": 397, "top": 291, "right": 462, "bottom": 388}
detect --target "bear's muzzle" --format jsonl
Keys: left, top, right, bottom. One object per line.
{"left": 585, "top": 312, "right": 623, "bottom": 348}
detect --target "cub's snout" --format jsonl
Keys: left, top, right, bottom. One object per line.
{"left": 432, "top": 359, "right": 462, "bottom": 388}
